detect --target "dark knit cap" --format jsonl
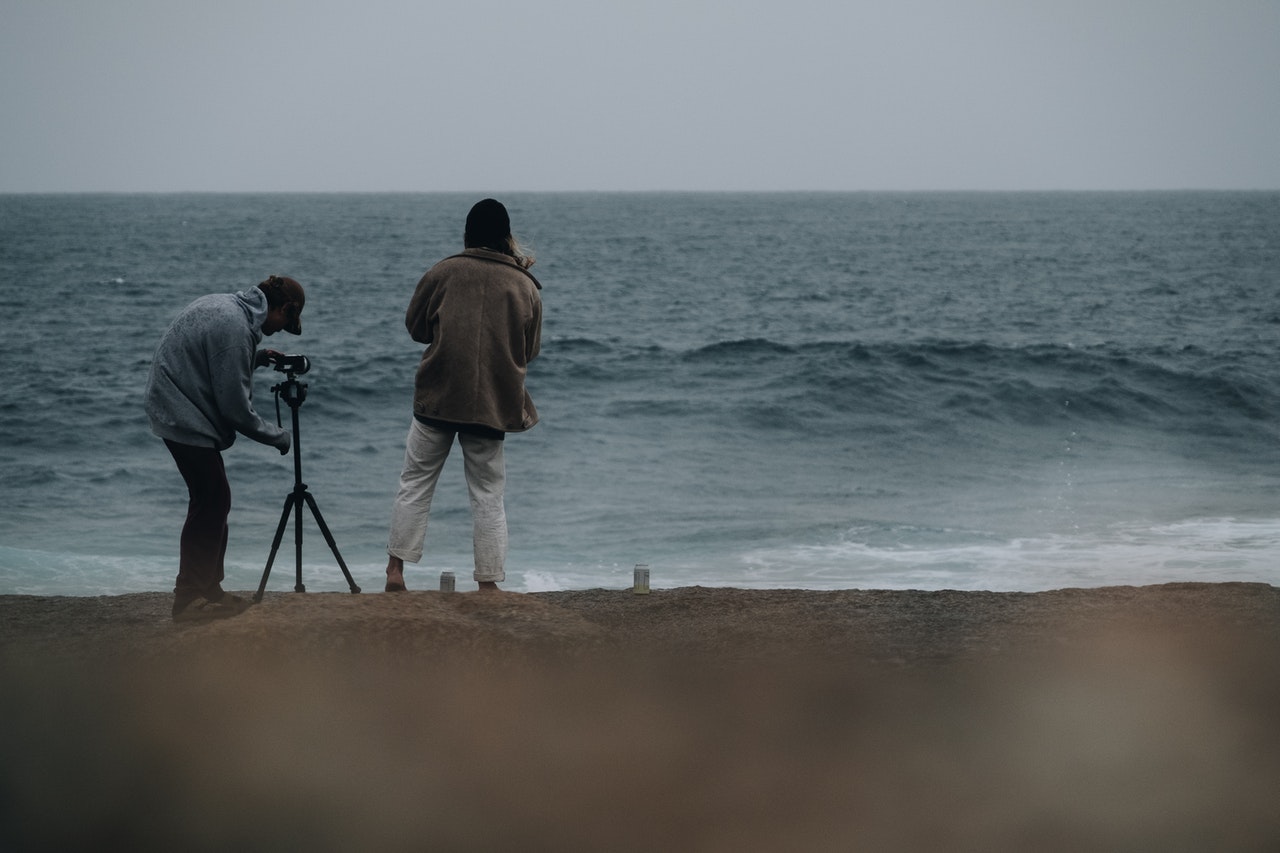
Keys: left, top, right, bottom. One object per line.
{"left": 465, "top": 198, "right": 511, "bottom": 246}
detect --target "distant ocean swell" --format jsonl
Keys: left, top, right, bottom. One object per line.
{"left": 3, "top": 191, "right": 1279, "bottom": 596}
{"left": 512, "top": 337, "right": 1280, "bottom": 442}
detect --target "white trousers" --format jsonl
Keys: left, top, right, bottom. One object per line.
{"left": 387, "top": 418, "right": 507, "bottom": 582}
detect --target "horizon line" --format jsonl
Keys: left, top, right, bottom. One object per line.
{"left": 3, "top": 187, "right": 1279, "bottom": 196}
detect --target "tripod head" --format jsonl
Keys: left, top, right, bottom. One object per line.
{"left": 272, "top": 376, "right": 308, "bottom": 409}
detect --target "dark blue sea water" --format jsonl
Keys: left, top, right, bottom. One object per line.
{"left": 2, "top": 192, "right": 1279, "bottom": 595}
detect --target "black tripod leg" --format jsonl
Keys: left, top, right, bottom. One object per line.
{"left": 254, "top": 492, "right": 298, "bottom": 603}
{"left": 303, "top": 491, "right": 362, "bottom": 594}
{"left": 293, "top": 486, "right": 306, "bottom": 593}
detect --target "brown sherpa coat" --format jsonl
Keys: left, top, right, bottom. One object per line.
{"left": 405, "top": 248, "right": 543, "bottom": 433}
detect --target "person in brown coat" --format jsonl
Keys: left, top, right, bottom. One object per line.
{"left": 385, "top": 199, "right": 543, "bottom": 592}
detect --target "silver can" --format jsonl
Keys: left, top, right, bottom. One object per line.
{"left": 440, "top": 571, "right": 456, "bottom": 592}
{"left": 633, "top": 564, "right": 650, "bottom": 595}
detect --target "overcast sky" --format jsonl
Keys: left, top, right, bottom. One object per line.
{"left": 2, "top": 0, "right": 1278, "bottom": 192}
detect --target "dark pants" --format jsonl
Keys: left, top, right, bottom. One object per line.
{"left": 164, "top": 439, "right": 231, "bottom": 599}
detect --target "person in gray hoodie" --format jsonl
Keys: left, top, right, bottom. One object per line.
{"left": 145, "top": 275, "right": 305, "bottom": 621}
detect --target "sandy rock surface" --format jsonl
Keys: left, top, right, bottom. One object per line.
{"left": 3, "top": 583, "right": 1279, "bottom": 851}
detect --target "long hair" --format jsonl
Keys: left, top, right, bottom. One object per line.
{"left": 466, "top": 231, "right": 535, "bottom": 269}
{"left": 505, "top": 235, "right": 535, "bottom": 270}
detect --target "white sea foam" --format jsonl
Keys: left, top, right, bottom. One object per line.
{"left": 733, "top": 517, "right": 1280, "bottom": 592}
{"left": 5, "top": 518, "right": 1279, "bottom": 597}
{"left": 0, "top": 547, "right": 175, "bottom": 596}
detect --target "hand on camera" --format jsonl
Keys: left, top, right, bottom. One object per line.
{"left": 256, "top": 349, "right": 283, "bottom": 368}
{"left": 277, "top": 433, "right": 292, "bottom": 455}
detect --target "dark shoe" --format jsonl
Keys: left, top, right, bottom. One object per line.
{"left": 385, "top": 581, "right": 407, "bottom": 592}
{"left": 208, "top": 591, "right": 248, "bottom": 607}
{"left": 172, "top": 589, "right": 202, "bottom": 619}
{"left": 173, "top": 592, "right": 250, "bottom": 623}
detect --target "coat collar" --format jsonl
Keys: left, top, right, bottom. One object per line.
{"left": 449, "top": 248, "right": 542, "bottom": 289}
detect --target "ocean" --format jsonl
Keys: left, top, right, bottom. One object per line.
{"left": 2, "top": 191, "right": 1279, "bottom": 596}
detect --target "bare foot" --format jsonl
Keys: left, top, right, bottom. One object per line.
{"left": 385, "top": 556, "right": 407, "bottom": 592}
{"left": 477, "top": 581, "right": 500, "bottom": 592}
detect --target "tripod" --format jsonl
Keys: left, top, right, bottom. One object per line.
{"left": 253, "top": 370, "right": 361, "bottom": 602}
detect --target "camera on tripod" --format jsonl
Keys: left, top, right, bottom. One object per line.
{"left": 268, "top": 352, "right": 311, "bottom": 376}
{"left": 269, "top": 353, "right": 311, "bottom": 414}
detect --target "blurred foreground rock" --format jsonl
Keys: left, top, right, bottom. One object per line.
{"left": 2, "top": 583, "right": 1278, "bottom": 851}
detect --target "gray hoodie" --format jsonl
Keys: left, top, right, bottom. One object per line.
{"left": 144, "top": 287, "right": 290, "bottom": 452}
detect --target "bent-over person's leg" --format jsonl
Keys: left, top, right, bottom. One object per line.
{"left": 164, "top": 440, "right": 230, "bottom": 598}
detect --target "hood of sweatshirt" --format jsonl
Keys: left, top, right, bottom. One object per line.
{"left": 235, "top": 287, "right": 269, "bottom": 344}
